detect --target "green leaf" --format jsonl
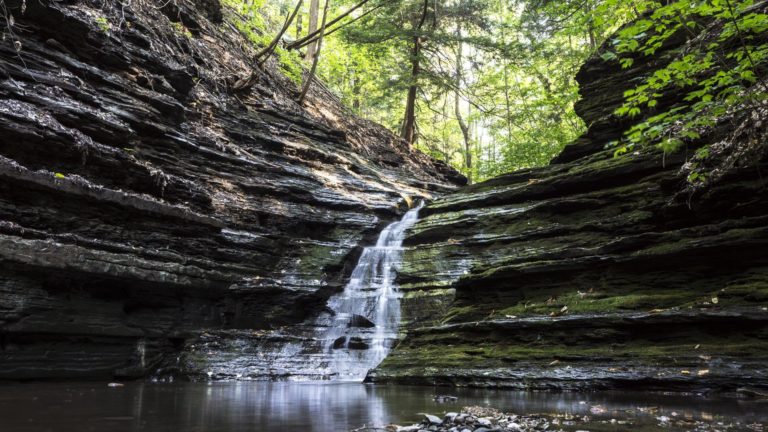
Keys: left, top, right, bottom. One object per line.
{"left": 741, "top": 70, "right": 757, "bottom": 83}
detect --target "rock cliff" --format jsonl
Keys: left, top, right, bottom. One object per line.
{"left": 371, "top": 13, "right": 768, "bottom": 391}
{"left": 0, "top": 0, "right": 461, "bottom": 380}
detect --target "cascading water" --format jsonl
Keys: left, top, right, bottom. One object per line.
{"left": 320, "top": 201, "right": 424, "bottom": 380}
{"left": 272, "top": 202, "right": 424, "bottom": 381}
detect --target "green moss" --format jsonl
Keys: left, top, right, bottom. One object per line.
{"left": 720, "top": 277, "right": 768, "bottom": 302}
{"left": 172, "top": 21, "right": 193, "bottom": 38}
{"left": 274, "top": 46, "right": 303, "bottom": 85}
{"left": 95, "top": 17, "right": 111, "bottom": 33}
{"left": 402, "top": 288, "right": 455, "bottom": 299}
{"left": 497, "top": 290, "right": 696, "bottom": 317}
{"left": 442, "top": 270, "right": 768, "bottom": 321}
{"left": 382, "top": 336, "right": 767, "bottom": 370}
{"left": 442, "top": 305, "right": 479, "bottom": 323}
{"left": 294, "top": 228, "right": 362, "bottom": 275}
{"left": 221, "top": 0, "right": 268, "bottom": 30}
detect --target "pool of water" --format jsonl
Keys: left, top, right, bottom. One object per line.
{"left": 0, "top": 381, "right": 766, "bottom": 431}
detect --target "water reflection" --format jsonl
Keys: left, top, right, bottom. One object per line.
{"left": 0, "top": 382, "right": 766, "bottom": 432}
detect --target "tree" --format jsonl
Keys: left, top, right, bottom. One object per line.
{"left": 401, "top": 0, "right": 430, "bottom": 145}
{"left": 299, "top": 0, "right": 332, "bottom": 103}
{"left": 305, "top": 0, "right": 321, "bottom": 61}
{"left": 454, "top": 14, "right": 473, "bottom": 183}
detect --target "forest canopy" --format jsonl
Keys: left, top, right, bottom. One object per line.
{"left": 223, "top": 0, "right": 767, "bottom": 183}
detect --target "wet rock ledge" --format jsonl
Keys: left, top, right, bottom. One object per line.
{"left": 0, "top": 0, "right": 461, "bottom": 380}
{"left": 372, "top": 6, "right": 768, "bottom": 391}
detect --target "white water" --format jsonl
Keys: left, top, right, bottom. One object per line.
{"left": 318, "top": 201, "right": 424, "bottom": 380}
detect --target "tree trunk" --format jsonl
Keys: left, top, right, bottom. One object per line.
{"left": 454, "top": 21, "right": 472, "bottom": 184}
{"left": 400, "top": 35, "right": 421, "bottom": 145}
{"left": 455, "top": 92, "right": 472, "bottom": 184}
{"left": 351, "top": 71, "right": 361, "bottom": 111}
{"left": 298, "top": 0, "right": 331, "bottom": 104}
{"left": 305, "top": 0, "right": 320, "bottom": 62}
{"left": 296, "top": 5, "right": 303, "bottom": 39}
{"left": 500, "top": 1, "right": 513, "bottom": 154}
{"left": 400, "top": 0, "right": 429, "bottom": 146}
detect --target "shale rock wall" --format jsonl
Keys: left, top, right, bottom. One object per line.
{"left": 0, "top": 0, "right": 460, "bottom": 380}
{"left": 372, "top": 15, "right": 768, "bottom": 391}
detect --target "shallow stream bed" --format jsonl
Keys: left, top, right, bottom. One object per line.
{"left": 0, "top": 382, "right": 766, "bottom": 431}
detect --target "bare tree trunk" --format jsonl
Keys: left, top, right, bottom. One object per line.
{"left": 455, "top": 94, "right": 472, "bottom": 183}
{"left": 401, "top": 35, "right": 421, "bottom": 145}
{"left": 500, "top": 1, "right": 513, "bottom": 153}
{"left": 441, "top": 97, "right": 450, "bottom": 162}
{"left": 296, "top": 4, "right": 303, "bottom": 39}
{"left": 351, "top": 71, "right": 361, "bottom": 111}
{"left": 400, "top": 0, "right": 429, "bottom": 146}
{"left": 305, "top": 0, "right": 320, "bottom": 61}
{"left": 587, "top": 22, "right": 597, "bottom": 50}
{"left": 454, "top": 21, "right": 472, "bottom": 184}
{"left": 298, "top": 0, "right": 331, "bottom": 104}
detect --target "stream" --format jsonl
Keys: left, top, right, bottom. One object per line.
{"left": 1, "top": 381, "right": 766, "bottom": 431}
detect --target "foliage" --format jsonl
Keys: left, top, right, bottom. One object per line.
{"left": 171, "top": 21, "right": 194, "bottom": 38}
{"left": 95, "top": 16, "right": 111, "bottom": 33}
{"left": 311, "top": 0, "right": 630, "bottom": 181}
{"left": 219, "top": 0, "right": 628, "bottom": 181}
{"left": 219, "top": 0, "right": 767, "bottom": 184}
{"left": 605, "top": 0, "right": 768, "bottom": 180}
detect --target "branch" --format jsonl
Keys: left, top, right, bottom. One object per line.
{"left": 292, "top": 4, "right": 381, "bottom": 50}
{"left": 255, "top": 0, "right": 304, "bottom": 64}
{"left": 287, "top": 0, "right": 372, "bottom": 50}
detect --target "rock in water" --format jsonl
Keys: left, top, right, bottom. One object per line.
{"left": 348, "top": 314, "right": 376, "bottom": 328}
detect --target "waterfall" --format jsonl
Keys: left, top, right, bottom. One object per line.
{"left": 273, "top": 202, "right": 424, "bottom": 382}
{"left": 321, "top": 201, "right": 424, "bottom": 381}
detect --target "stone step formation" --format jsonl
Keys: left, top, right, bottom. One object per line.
{"left": 177, "top": 203, "right": 424, "bottom": 381}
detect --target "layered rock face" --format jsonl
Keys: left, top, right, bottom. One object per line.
{"left": 0, "top": 0, "right": 460, "bottom": 379}
{"left": 372, "top": 21, "right": 768, "bottom": 390}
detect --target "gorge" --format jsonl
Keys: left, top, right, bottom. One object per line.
{"left": 1, "top": 0, "right": 768, "bottom": 430}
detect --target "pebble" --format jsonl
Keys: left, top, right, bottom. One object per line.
{"left": 477, "top": 418, "right": 492, "bottom": 427}
{"left": 387, "top": 405, "right": 767, "bottom": 432}
{"left": 423, "top": 414, "right": 443, "bottom": 425}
